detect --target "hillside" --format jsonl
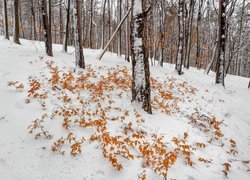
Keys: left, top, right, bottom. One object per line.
{"left": 0, "top": 38, "right": 250, "bottom": 180}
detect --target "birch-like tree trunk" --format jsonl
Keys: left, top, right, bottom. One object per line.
{"left": 215, "top": 0, "right": 226, "bottom": 86}
{"left": 131, "top": 0, "right": 152, "bottom": 114}
{"left": 74, "top": 0, "right": 85, "bottom": 68}
{"left": 176, "top": 0, "right": 184, "bottom": 75}
{"left": 13, "top": 0, "right": 21, "bottom": 44}
{"left": 3, "top": 0, "right": 9, "bottom": 40}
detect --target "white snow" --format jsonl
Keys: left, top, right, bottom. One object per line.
{"left": 0, "top": 37, "right": 250, "bottom": 180}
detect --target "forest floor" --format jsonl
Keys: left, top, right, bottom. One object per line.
{"left": 0, "top": 37, "right": 250, "bottom": 180}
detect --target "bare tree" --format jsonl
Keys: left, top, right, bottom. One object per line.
{"left": 41, "top": 0, "right": 53, "bottom": 56}
{"left": 89, "top": 0, "right": 93, "bottom": 49}
{"left": 195, "top": 0, "right": 203, "bottom": 68}
{"left": 184, "top": 0, "right": 195, "bottom": 69}
{"left": 13, "top": 0, "right": 21, "bottom": 44}
{"left": 62, "top": 0, "right": 71, "bottom": 52}
{"left": 29, "top": 0, "right": 37, "bottom": 40}
{"left": 3, "top": 0, "right": 9, "bottom": 40}
{"left": 74, "top": 0, "right": 85, "bottom": 68}
{"left": 176, "top": 0, "right": 184, "bottom": 75}
{"left": 131, "top": 0, "right": 152, "bottom": 114}
{"left": 215, "top": 0, "right": 226, "bottom": 86}
{"left": 117, "top": 0, "right": 122, "bottom": 56}
{"left": 125, "top": 0, "right": 130, "bottom": 62}
{"left": 101, "top": 0, "right": 107, "bottom": 49}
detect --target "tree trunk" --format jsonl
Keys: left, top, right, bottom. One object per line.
{"left": 3, "top": 0, "right": 9, "bottom": 40}
{"left": 235, "top": 0, "right": 246, "bottom": 76}
{"left": 59, "top": 3, "right": 63, "bottom": 44}
{"left": 158, "top": 0, "right": 165, "bottom": 67}
{"left": 131, "top": 0, "right": 152, "bottom": 114}
{"left": 62, "top": 0, "right": 71, "bottom": 52}
{"left": 74, "top": 0, "right": 85, "bottom": 68}
{"left": 184, "top": 0, "right": 195, "bottom": 69}
{"left": 101, "top": 0, "right": 107, "bottom": 49}
{"left": 125, "top": 0, "right": 130, "bottom": 62}
{"left": 29, "top": 0, "right": 37, "bottom": 40}
{"left": 117, "top": 0, "right": 122, "bottom": 56}
{"left": 176, "top": 0, "right": 184, "bottom": 75}
{"left": 13, "top": 0, "right": 21, "bottom": 44}
{"left": 215, "top": 0, "right": 226, "bottom": 86}
{"left": 196, "top": 0, "right": 203, "bottom": 68}
{"left": 41, "top": 0, "right": 53, "bottom": 56}
{"left": 89, "top": 0, "right": 93, "bottom": 49}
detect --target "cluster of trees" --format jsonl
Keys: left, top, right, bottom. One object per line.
{"left": 0, "top": 0, "right": 249, "bottom": 113}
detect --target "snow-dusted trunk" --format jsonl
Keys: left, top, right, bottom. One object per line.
{"left": 74, "top": 0, "right": 85, "bottom": 69}
{"left": 3, "top": 0, "right": 9, "bottom": 40}
{"left": 215, "top": 0, "right": 226, "bottom": 86}
{"left": 41, "top": 0, "right": 53, "bottom": 56}
{"left": 152, "top": 1, "right": 157, "bottom": 65}
{"left": 125, "top": 0, "right": 130, "bottom": 62}
{"left": 89, "top": 0, "right": 93, "bottom": 49}
{"left": 131, "top": 0, "right": 152, "bottom": 114}
{"left": 175, "top": 0, "right": 184, "bottom": 75}
{"left": 235, "top": 0, "right": 245, "bottom": 76}
{"left": 13, "top": 0, "right": 20, "bottom": 44}
{"left": 195, "top": 0, "right": 203, "bottom": 68}
{"left": 184, "top": 0, "right": 195, "bottom": 69}
{"left": 101, "top": 0, "right": 107, "bottom": 49}
{"left": 158, "top": 0, "right": 165, "bottom": 67}
{"left": 62, "top": 0, "right": 71, "bottom": 52}
{"left": 207, "top": 0, "right": 213, "bottom": 62}
{"left": 117, "top": 0, "right": 122, "bottom": 56}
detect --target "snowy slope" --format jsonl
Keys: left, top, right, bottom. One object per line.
{"left": 0, "top": 37, "right": 250, "bottom": 180}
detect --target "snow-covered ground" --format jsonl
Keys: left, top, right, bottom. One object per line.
{"left": 0, "top": 37, "right": 249, "bottom": 180}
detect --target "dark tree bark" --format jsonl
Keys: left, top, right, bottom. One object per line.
{"left": 29, "top": 0, "right": 37, "bottom": 40}
{"left": 89, "top": 0, "right": 93, "bottom": 48}
{"left": 131, "top": 0, "right": 152, "bottom": 114}
{"left": 13, "top": 0, "right": 21, "bottom": 44}
{"left": 74, "top": 0, "right": 85, "bottom": 68}
{"left": 196, "top": 0, "right": 203, "bottom": 68}
{"left": 184, "top": 0, "right": 195, "bottom": 69}
{"left": 62, "top": 0, "right": 71, "bottom": 52}
{"left": 3, "top": 0, "right": 9, "bottom": 40}
{"left": 59, "top": 3, "right": 63, "bottom": 44}
{"left": 41, "top": 0, "right": 53, "bottom": 56}
{"left": 215, "top": 0, "right": 226, "bottom": 86}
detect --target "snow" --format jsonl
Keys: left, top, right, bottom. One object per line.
{"left": 0, "top": 37, "right": 250, "bottom": 180}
